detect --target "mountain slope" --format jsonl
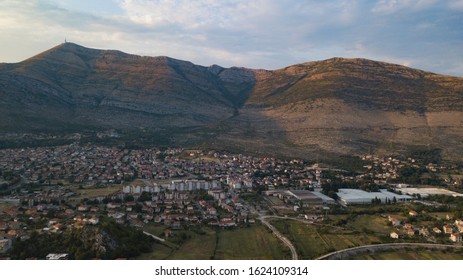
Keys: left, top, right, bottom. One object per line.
{"left": 1, "top": 43, "right": 463, "bottom": 160}
{"left": 0, "top": 43, "right": 253, "bottom": 131}
{"left": 226, "top": 58, "right": 463, "bottom": 159}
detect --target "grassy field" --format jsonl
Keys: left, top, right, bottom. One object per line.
{"left": 345, "top": 215, "right": 392, "bottom": 235}
{"left": 138, "top": 226, "right": 216, "bottom": 260}
{"left": 75, "top": 185, "right": 120, "bottom": 199}
{"left": 271, "top": 219, "right": 383, "bottom": 259}
{"left": 138, "top": 215, "right": 462, "bottom": 260}
{"left": 143, "top": 224, "right": 168, "bottom": 237}
{"left": 167, "top": 232, "right": 217, "bottom": 259}
{"left": 352, "top": 249, "right": 463, "bottom": 260}
{"left": 137, "top": 225, "right": 290, "bottom": 260}
{"left": 214, "top": 225, "right": 290, "bottom": 260}
{"left": 137, "top": 243, "right": 174, "bottom": 260}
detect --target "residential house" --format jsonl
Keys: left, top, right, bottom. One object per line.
{"left": 51, "top": 224, "right": 63, "bottom": 232}
{"left": 443, "top": 225, "right": 454, "bottom": 234}
{"left": 408, "top": 210, "right": 418, "bottom": 217}
{"left": 77, "top": 205, "right": 88, "bottom": 212}
{"left": 7, "top": 230, "right": 17, "bottom": 237}
{"left": 88, "top": 216, "right": 99, "bottom": 225}
{"left": 455, "top": 220, "right": 463, "bottom": 233}
{"left": 390, "top": 232, "right": 399, "bottom": 239}
{"left": 0, "top": 222, "right": 8, "bottom": 232}
{"left": 171, "top": 221, "right": 182, "bottom": 230}
{"left": 419, "top": 228, "right": 430, "bottom": 237}
{"left": 403, "top": 223, "right": 413, "bottom": 230}
{"left": 388, "top": 215, "right": 401, "bottom": 227}
{"left": 207, "top": 207, "right": 217, "bottom": 216}
{"left": 450, "top": 233, "right": 462, "bottom": 243}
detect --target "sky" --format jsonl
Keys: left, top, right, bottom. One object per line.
{"left": 0, "top": 0, "right": 462, "bottom": 76}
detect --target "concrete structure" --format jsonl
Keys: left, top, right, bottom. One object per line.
{"left": 264, "top": 189, "right": 325, "bottom": 208}
{"left": 337, "top": 189, "right": 412, "bottom": 205}
{"left": 311, "top": 191, "right": 336, "bottom": 204}
{"left": 395, "top": 187, "right": 463, "bottom": 198}
{"left": 123, "top": 180, "right": 218, "bottom": 194}
{"left": 287, "top": 190, "right": 323, "bottom": 207}
{"left": 123, "top": 184, "right": 160, "bottom": 194}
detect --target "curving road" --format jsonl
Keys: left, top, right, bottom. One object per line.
{"left": 316, "top": 242, "right": 463, "bottom": 260}
{"left": 245, "top": 201, "right": 300, "bottom": 259}
{"left": 259, "top": 217, "right": 298, "bottom": 260}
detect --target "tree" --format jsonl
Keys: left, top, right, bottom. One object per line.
{"left": 124, "top": 195, "right": 134, "bottom": 202}
{"left": 137, "top": 191, "right": 152, "bottom": 202}
{"left": 327, "top": 191, "right": 338, "bottom": 200}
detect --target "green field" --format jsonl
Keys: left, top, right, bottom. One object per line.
{"left": 352, "top": 249, "right": 463, "bottom": 260}
{"left": 138, "top": 225, "right": 290, "bottom": 260}
{"left": 214, "top": 226, "right": 290, "bottom": 260}
{"left": 137, "top": 243, "right": 174, "bottom": 260}
{"left": 75, "top": 185, "right": 120, "bottom": 199}
{"left": 346, "top": 215, "right": 393, "bottom": 235}
{"left": 138, "top": 226, "right": 216, "bottom": 260}
{"left": 271, "top": 219, "right": 382, "bottom": 259}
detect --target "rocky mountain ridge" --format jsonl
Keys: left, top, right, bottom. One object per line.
{"left": 1, "top": 43, "right": 462, "bottom": 160}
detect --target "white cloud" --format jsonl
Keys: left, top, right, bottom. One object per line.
{"left": 120, "top": 0, "right": 241, "bottom": 28}
{"left": 0, "top": 0, "right": 462, "bottom": 75}
{"left": 372, "top": 0, "right": 438, "bottom": 14}
{"left": 449, "top": 0, "right": 463, "bottom": 10}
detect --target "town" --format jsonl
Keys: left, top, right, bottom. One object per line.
{"left": 1, "top": 144, "right": 463, "bottom": 259}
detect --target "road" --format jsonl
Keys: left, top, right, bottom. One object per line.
{"left": 143, "top": 231, "right": 165, "bottom": 242}
{"left": 258, "top": 216, "right": 298, "bottom": 260}
{"left": 246, "top": 202, "right": 298, "bottom": 260}
{"left": 316, "top": 242, "right": 463, "bottom": 260}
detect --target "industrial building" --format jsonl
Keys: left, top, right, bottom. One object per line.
{"left": 337, "top": 189, "right": 412, "bottom": 205}
{"left": 287, "top": 190, "right": 324, "bottom": 207}
{"left": 395, "top": 187, "right": 463, "bottom": 198}
{"left": 265, "top": 189, "right": 334, "bottom": 209}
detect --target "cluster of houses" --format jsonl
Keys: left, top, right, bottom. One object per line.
{"left": 0, "top": 145, "right": 162, "bottom": 185}
{"left": 118, "top": 180, "right": 252, "bottom": 228}
{"left": 362, "top": 155, "right": 409, "bottom": 181}
{"left": 389, "top": 212, "right": 463, "bottom": 243}
{"left": 0, "top": 202, "right": 103, "bottom": 257}
{"left": 360, "top": 155, "right": 454, "bottom": 184}
{"left": 3, "top": 143, "right": 463, "bottom": 259}
{"left": 0, "top": 176, "right": 258, "bottom": 258}
{"left": 0, "top": 145, "right": 325, "bottom": 192}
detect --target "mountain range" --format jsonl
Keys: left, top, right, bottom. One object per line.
{"left": 1, "top": 43, "right": 462, "bottom": 161}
